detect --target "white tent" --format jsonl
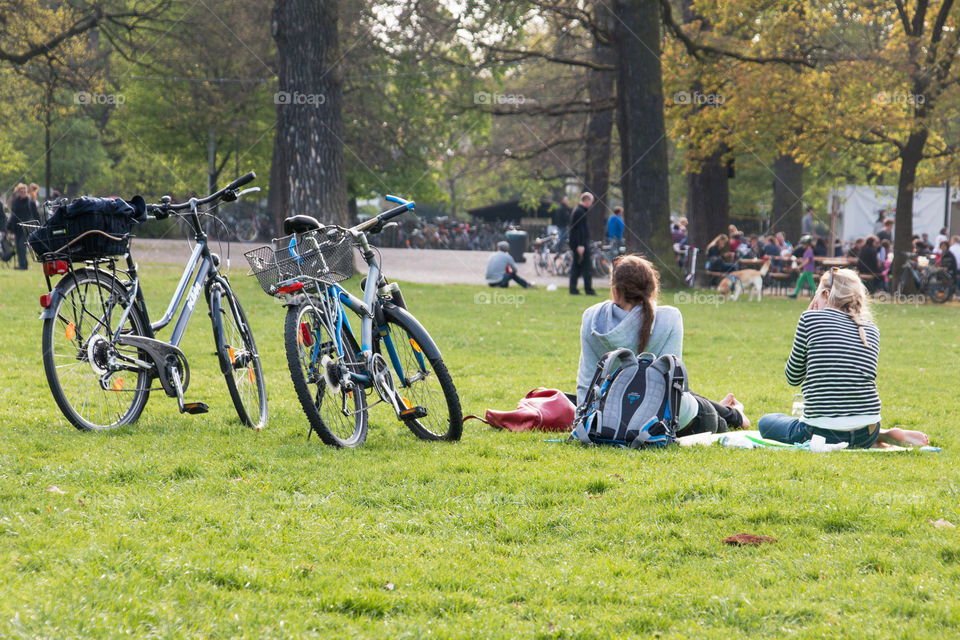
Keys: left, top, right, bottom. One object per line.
{"left": 830, "top": 185, "right": 955, "bottom": 243}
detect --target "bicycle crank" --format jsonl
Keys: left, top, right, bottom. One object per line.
{"left": 116, "top": 335, "right": 190, "bottom": 398}
{"left": 369, "top": 353, "right": 427, "bottom": 421}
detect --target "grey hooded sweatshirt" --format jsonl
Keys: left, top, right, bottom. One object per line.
{"left": 577, "top": 300, "right": 696, "bottom": 427}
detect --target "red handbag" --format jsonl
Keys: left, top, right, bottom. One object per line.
{"left": 465, "top": 388, "right": 575, "bottom": 432}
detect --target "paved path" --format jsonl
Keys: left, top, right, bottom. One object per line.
{"left": 129, "top": 238, "right": 607, "bottom": 289}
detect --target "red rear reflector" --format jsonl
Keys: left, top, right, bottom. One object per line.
{"left": 40, "top": 294, "right": 52, "bottom": 308}
{"left": 300, "top": 322, "right": 313, "bottom": 346}
{"left": 277, "top": 282, "right": 304, "bottom": 295}
{"left": 43, "top": 260, "right": 68, "bottom": 276}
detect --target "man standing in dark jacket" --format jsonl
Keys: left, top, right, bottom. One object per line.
{"left": 568, "top": 191, "right": 596, "bottom": 295}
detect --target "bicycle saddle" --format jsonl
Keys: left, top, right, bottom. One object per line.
{"left": 283, "top": 215, "right": 322, "bottom": 235}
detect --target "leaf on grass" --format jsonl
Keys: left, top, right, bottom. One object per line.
{"left": 46, "top": 485, "right": 65, "bottom": 495}
{"left": 587, "top": 493, "right": 603, "bottom": 499}
{"left": 930, "top": 518, "right": 955, "bottom": 529}
{"left": 722, "top": 533, "right": 777, "bottom": 546}
{"left": 383, "top": 582, "right": 395, "bottom": 591}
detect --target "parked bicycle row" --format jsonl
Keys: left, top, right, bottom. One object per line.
{"left": 24, "top": 173, "right": 462, "bottom": 448}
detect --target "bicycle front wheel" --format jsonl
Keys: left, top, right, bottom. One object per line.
{"left": 285, "top": 300, "right": 368, "bottom": 448}
{"left": 41, "top": 269, "right": 151, "bottom": 431}
{"left": 211, "top": 284, "right": 268, "bottom": 430}
{"left": 378, "top": 305, "right": 462, "bottom": 441}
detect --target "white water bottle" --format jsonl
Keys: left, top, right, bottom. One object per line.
{"left": 791, "top": 394, "right": 805, "bottom": 417}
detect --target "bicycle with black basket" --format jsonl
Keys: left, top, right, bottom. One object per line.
{"left": 29, "top": 172, "right": 268, "bottom": 431}
{"left": 245, "top": 195, "right": 462, "bottom": 448}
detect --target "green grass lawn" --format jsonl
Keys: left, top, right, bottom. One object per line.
{"left": 1, "top": 262, "right": 959, "bottom": 638}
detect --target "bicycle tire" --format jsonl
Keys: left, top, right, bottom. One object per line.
{"left": 211, "top": 283, "right": 268, "bottom": 430}
{"left": 378, "top": 304, "right": 462, "bottom": 441}
{"left": 236, "top": 219, "right": 258, "bottom": 243}
{"left": 41, "top": 269, "right": 151, "bottom": 431}
{"left": 284, "top": 300, "right": 368, "bottom": 448}
{"left": 924, "top": 268, "right": 954, "bottom": 303}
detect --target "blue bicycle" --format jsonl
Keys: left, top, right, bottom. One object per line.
{"left": 246, "top": 196, "right": 462, "bottom": 447}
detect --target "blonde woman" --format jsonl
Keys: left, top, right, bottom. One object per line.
{"left": 705, "top": 233, "right": 735, "bottom": 272}
{"left": 758, "top": 268, "right": 929, "bottom": 448}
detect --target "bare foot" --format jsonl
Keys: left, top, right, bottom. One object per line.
{"left": 719, "top": 393, "right": 750, "bottom": 428}
{"left": 880, "top": 427, "right": 929, "bottom": 447}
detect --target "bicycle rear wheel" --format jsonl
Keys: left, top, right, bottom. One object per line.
{"left": 211, "top": 283, "right": 268, "bottom": 430}
{"left": 378, "top": 305, "right": 462, "bottom": 441}
{"left": 924, "top": 268, "right": 954, "bottom": 303}
{"left": 41, "top": 269, "right": 151, "bottom": 431}
{"left": 285, "top": 300, "right": 368, "bottom": 448}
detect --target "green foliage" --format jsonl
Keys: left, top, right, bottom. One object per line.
{"left": 0, "top": 260, "right": 958, "bottom": 637}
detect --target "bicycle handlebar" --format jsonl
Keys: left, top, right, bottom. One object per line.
{"left": 146, "top": 171, "right": 257, "bottom": 215}
{"left": 352, "top": 194, "right": 415, "bottom": 234}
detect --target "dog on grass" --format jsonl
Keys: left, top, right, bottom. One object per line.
{"left": 716, "top": 258, "right": 770, "bottom": 301}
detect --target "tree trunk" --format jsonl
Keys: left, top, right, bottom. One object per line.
{"left": 771, "top": 153, "right": 803, "bottom": 241}
{"left": 613, "top": 0, "right": 673, "bottom": 280}
{"left": 687, "top": 146, "right": 729, "bottom": 285}
{"left": 583, "top": 0, "right": 615, "bottom": 242}
{"left": 891, "top": 129, "right": 928, "bottom": 291}
{"left": 269, "top": 0, "right": 348, "bottom": 229}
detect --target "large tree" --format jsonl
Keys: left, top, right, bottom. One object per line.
{"left": 269, "top": 0, "right": 348, "bottom": 227}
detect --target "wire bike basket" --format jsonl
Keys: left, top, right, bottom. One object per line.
{"left": 245, "top": 229, "right": 356, "bottom": 295}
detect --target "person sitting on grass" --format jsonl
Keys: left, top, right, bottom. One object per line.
{"left": 758, "top": 268, "right": 929, "bottom": 449}
{"left": 788, "top": 235, "right": 816, "bottom": 298}
{"left": 485, "top": 241, "right": 533, "bottom": 289}
{"left": 577, "top": 254, "right": 749, "bottom": 436}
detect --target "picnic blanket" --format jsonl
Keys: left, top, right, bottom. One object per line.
{"left": 677, "top": 430, "right": 941, "bottom": 452}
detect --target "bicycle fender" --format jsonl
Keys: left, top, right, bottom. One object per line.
{"left": 380, "top": 303, "right": 443, "bottom": 361}
{"left": 39, "top": 287, "right": 63, "bottom": 320}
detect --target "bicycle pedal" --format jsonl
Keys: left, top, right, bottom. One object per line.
{"left": 399, "top": 405, "right": 427, "bottom": 420}
{"left": 181, "top": 402, "right": 209, "bottom": 415}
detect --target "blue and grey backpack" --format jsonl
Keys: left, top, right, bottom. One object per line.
{"left": 571, "top": 348, "right": 687, "bottom": 448}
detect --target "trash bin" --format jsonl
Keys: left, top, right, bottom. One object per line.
{"left": 506, "top": 229, "right": 527, "bottom": 263}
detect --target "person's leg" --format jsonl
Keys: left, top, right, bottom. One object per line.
{"left": 15, "top": 228, "right": 27, "bottom": 269}
{"left": 510, "top": 273, "right": 530, "bottom": 288}
{"left": 583, "top": 246, "right": 595, "bottom": 294}
{"left": 569, "top": 250, "right": 581, "bottom": 294}
{"left": 791, "top": 271, "right": 812, "bottom": 297}
{"left": 757, "top": 413, "right": 811, "bottom": 444}
{"left": 492, "top": 274, "right": 511, "bottom": 287}
{"left": 677, "top": 394, "right": 729, "bottom": 437}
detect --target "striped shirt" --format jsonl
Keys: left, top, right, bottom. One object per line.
{"left": 785, "top": 308, "right": 881, "bottom": 430}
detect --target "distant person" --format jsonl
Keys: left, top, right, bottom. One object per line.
{"left": 763, "top": 234, "right": 782, "bottom": 271}
{"left": 7, "top": 183, "right": 38, "bottom": 270}
{"left": 857, "top": 235, "right": 882, "bottom": 290}
{"left": 846, "top": 237, "right": 864, "bottom": 259}
{"left": 873, "top": 209, "right": 887, "bottom": 234}
{"left": 832, "top": 237, "right": 843, "bottom": 257}
{"left": 935, "top": 227, "right": 949, "bottom": 251}
{"left": 801, "top": 206, "right": 814, "bottom": 236}
{"left": 705, "top": 234, "right": 736, "bottom": 273}
{"left": 485, "top": 241, "right": 532, "bottom": 288}
{"left": 877, "top": 218, "right": 894, "bottom": 244}
{"left": 568, "top": 192, "right": 596, "bottom": 295}
{"left": 787, "top": 236, "right": 816, "bottom": 298}
{"left": 813, "top": 236, "right": 828, "bottom": 257}
{"left": 940, "top": 240, "right": 957, "bottom": 278}
{"left": 950, "top": 236, "right": 960, "bottom": 269}
{"left": 671, "top": 217, "right": 687, "bottom": 244}
{"left": 554, "top": 196, "right": 572, "bottom": 248}
{"left": 606, "top": 206, "right": 625, "bottom": 247}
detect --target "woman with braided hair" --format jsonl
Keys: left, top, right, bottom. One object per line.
{"left": 577, "top": 254, "right": 749, "bottom": 436}
{"left": 758, "top": 268, "right": 929, "bottom": 448}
